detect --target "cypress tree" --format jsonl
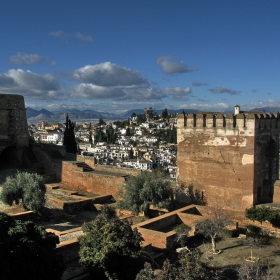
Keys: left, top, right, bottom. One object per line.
{"left": 63, "top": 114, "right": 77, "bottom": 154}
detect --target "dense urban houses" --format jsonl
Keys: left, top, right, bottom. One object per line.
{"left": 27, "top": 112, "right": 178, "bottom": 179}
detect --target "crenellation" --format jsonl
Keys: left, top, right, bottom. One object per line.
{"left": 178, "top": 112, "right": 280, "bottom": 131}
{"left": 177, "top": 109, "right": 280, "bottom": 211}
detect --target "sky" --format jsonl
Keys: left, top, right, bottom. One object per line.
{"left": 0, "top": 0, "right": 280, "bottom": 113}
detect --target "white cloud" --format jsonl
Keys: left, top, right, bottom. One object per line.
{"left": 71, "top": 83, "right": 126, "bottom": 99}
{"left": 0, "top": 74, "right": 16, "bottom": 87}
{"left": 240, "top": 99, "right": 280, "bottom": 111}
{"left": 192, "top": 82, "right": 209, "bottom": 86}
{"left": 48, "top": 30, "right": 65, "bottom": 38}
{"left": 71, "top": 63, "right": 148, "bottom": 87}
{"left": 162, "top": 87, "right": 192, "bottom": 96}
{"left": 178, "top": 102, "right": 230, "bottom": 112}
{"left": 156, "top": 55, "right": 198, "bottom": 74}
{"left": 8, "top": 69, "right": 58, "bottom": 91}
{"left": 75, "top": 32, "right": 95, "bottom": 42}
{"left": 0, "top": 69, "right": 64, "bottom": 101}
{"left": 48, "top": 30, "right": 69, "bottom": 43}
{"left": 208, "top": 87, "right": 242, "bottom": 95}
{"left": 10, "top": 52, "right": 44, "bottom": 65}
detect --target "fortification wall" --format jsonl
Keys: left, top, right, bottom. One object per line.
{"left": 0, "top": 94, "right": 29, "bottom": 153}
{"left": 177, "top": 112, "right": 280, "bottom": 211}
{"left": 61, "top": 161, "right": 126, "bottom": 199}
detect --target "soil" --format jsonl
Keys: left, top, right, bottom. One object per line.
{"left": 193, "top": 237, "right": 280, "bottom": 278}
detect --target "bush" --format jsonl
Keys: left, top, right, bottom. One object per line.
{"left": 118, "top": 170, "right": 173, "bottom": 216}
{"left": 245, "top": 206, "right": 280, "bottom": 226}
{"left": 0, "top": 212, "right": 64, "bottom": 280}
{"left": 79, "top": 206, "right": 146, "bottom": 280}
{"left": 0, "top": 172, "right": 46, "bottom": 214}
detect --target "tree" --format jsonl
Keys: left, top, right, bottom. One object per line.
{"left": 0, "top": 213, "right": 64, "bottom": 280}
{"left": 129, "top": 148, "right": 134, "bottom": 159}
{"left": 245, "top": 206, "right": 280, "bottom": 226}
{"left": 136, "top": 250, "right": 222, "bottom": 280}
{"left": 98, "top": 118, "right": 106, "bottom": 126}
{"left": 0, "top": 172, "right": 46, "bottom": 214}
{"left": 63, "top": 114, "right": 77, "bottom": 154}
{"left": 118, "top": 171, "right": 173, "bottom": 216}
{"left": 195, "top": 210, "right": 232, "bottom": 254}
{"left": 126, "top": 127, "right": 131, "bottom": 136}
{"left": 89, "top": 131, "right": 93, "bottom": 144}
{"left": 162, "top": 108, "right": 169, "bottom": 119}
{"left": 79, "top": 206, "right": 146, "bottom": 280}
{"left": 174, "top": 223, "right": 191, "bottom": 247}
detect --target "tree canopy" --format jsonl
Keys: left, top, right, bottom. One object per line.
{"left": 98, "top": 118, "right": 106, "bottom": 126}
{"left": 118, "top": 171, "right": 173, "bottom": 216}
{"left": 136, "top": 250, "right": 222, "bottom": 280}
{"left": 245, "top": 206, "right": 280, "bottom": 225}
{"left": 195, "top": 211, "right": 232, "bottom": 254}
{"left": 0, "top": 172, "right": 46, "bottom": 214}
{"left": 0, "top": 213, "right": 64, "bottom": 280}
{"left": 79, "top": 206, "right": 146, "bottom": 280}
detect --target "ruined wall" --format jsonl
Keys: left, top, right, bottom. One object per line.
{"left": 177, "top": 112, "right": 280, "bottom": 211}
{"left": 61, "top": 161, "right": 126, "bottom": 199}
{"left": 0, "top": 94, "right": 29, "bottom": 153}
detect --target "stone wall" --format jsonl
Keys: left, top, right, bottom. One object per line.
{"left": 0, "top": 94, "right": 29, "bottom": 153}
{"left": 177, "top": 112, "right": 280, "bottom": 211}
{"left": 61, "top": 161, "right": 127, "bottom": 199}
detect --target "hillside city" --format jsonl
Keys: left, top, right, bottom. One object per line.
{"left": 1, "top": 93, "right": 280, "bottom": 280}
{"left": 28, "top": 108, "right": 178, "bottom": 179}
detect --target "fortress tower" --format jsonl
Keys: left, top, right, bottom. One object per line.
{"left": 177, "top": 111, "right": 280, "bottom": 211}
{"left": 0, "top": 94, "right": 29, "bottom": 154}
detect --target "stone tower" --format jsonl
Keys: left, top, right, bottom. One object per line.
{"left": 0, "top": 93, "right": 29, "bottom": 154}
{"left": 177, "top": 111, "right": 280, "bottom": 211}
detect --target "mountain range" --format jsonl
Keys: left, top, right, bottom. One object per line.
{"left": 26, "top": 106, "right": 280, "bottom": 123}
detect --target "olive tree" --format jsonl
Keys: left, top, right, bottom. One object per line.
{"left": 118, "top": 170, "right": 173, "bottom": 216}
{"left": 195, "top": 210, "right": 233, "bottom": 254}
{"left": 79, "top": 206, "right": 146, "bottom": 280}
{"left": 245, "top": 206, "right": 280, "bottom": 226}
{"left": 0, "top": 171, "right": 46, "bottom": 214}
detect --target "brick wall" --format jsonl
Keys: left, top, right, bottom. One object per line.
{"left": 177, "top": 113, "right": 280, "bottom": 211}
{"left": 61, "top": 161, "right": 126, "bottom": 199}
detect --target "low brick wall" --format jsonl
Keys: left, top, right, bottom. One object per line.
{"left": 10, "top": 211, "right": 35, "bottom": 221}
{"left": 141, "top": 214, "right": 178, "bottom": 231}
{"left": 49, "top": 194, "right": 115, "bottom": 214}
{"left": 94, "top": 165, "right": 140, "bottom": 176}
{"left": 61, "top": 161, "right": 126, "bottom": 199}
{"left": 76, "top": 155, "right": 95, "bottom": 169}
{"left": 137, "top": 228, "right": 176, "bottom": 250}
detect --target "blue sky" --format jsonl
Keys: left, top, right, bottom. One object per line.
{"left": 0, "top": 0, "right": 279, "bottom": 113}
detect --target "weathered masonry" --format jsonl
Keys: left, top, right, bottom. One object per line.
{"left": 177, "top": 111, "right": 280, "bottom": 211}
{"left": 0, "top": 94, "right": 29, "bottom": 153}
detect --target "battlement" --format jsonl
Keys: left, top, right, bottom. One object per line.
{"left": 177, "top": 112, "right": 280, "bottom": 130}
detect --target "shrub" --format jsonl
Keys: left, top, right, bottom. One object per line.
{"left": 245, "top": 206, "right": 280, "bottom": 226}
{"left": 0, "top": 212, "right": 64, "bottom": 280}
{"left": 0, "top": 172, "right": 46, "bottom": 214}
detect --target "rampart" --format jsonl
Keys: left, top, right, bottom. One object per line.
{"left": 0, "top": 94, "right": 29, "bottom": 153}
{"left": 177, "top": 112, "right": 280, "bottom": 211}
{"left": 61, "top": 161, "right": 127, "bottom": 199}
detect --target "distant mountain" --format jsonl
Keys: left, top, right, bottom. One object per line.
{"left": 250, "top": 107, "right": 280, "bottom": 113}
{"left": 26, "top": 107, "right": 54, "bottom": 119}
{"left": 26, "top": 106, "right": 279, "bottom": 123}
